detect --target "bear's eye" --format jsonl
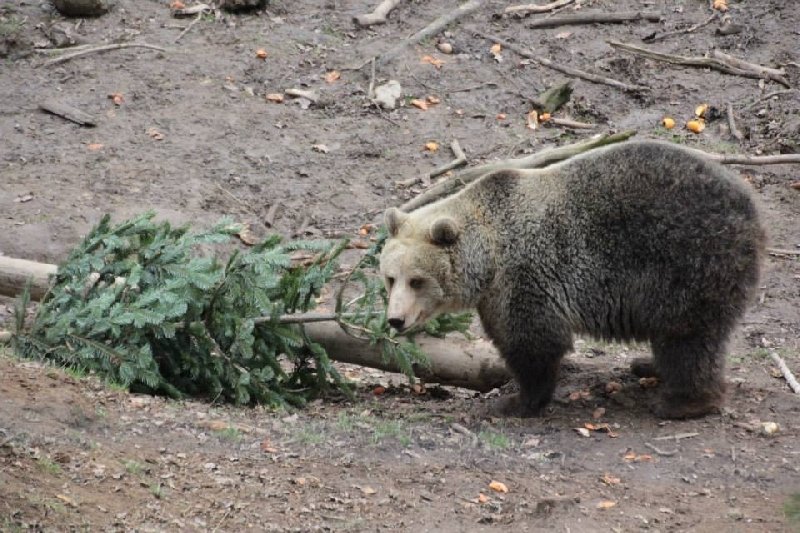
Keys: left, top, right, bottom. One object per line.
{"left": 409, "top": 278, "right": 425, "bottom": 290}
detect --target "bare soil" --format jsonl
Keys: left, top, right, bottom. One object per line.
{"left": 1, "top": 0, "right": 799, "bottom": 531}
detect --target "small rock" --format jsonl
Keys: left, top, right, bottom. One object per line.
{"left": 761, "top": 421, "right": 780, "bottom": 436}
{"left": 437, "top": 42, "right": 454, "bottom": 54}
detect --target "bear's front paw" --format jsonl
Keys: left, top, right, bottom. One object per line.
{"left": 492, "top": 393, "right": 545, "bottom": 418}
{"left": 630, "top": 357, "right": 658, "bottom": 378}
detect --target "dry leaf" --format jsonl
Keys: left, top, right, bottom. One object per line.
{"left": 424, "top": 141, "right": 439, "bottom": 152}
{"left": 372, "top": 386, "right": 386, "bottom": 396}
{"left": 324, "top": 70, "right": 341, "bottom": 83}
{"left": 237, "top": 225, "right": 258, "bottom": 246}
{"left": 477, "top": 493, "right": 489, "bottom": 504}
{"left": 592, "top": 407, "right": 606, "bottom": 419}
{"left": 555, "top": 31, "right": 572, "bottom": 39}
{"left": 662, "top": 117, "right": 676, "bottom": 129}
{"left": 488, "top": 481, "right": 509, "bottom": 493}
{"left": 597, "top": 500, "right": 617, "bottom": 510}
{"left": 170, "top": 0, "right": 185, "bottom": 9}
{"left": 265, "top": 93, "right": 284, "bottom": 103}
{"left": 87, "top": 143, "right": 104, "bottom": 151}
{"left": 712, "top": 0, "right": 728, "bottom": 12}
{"left": 256, "top": 49, "right": 268, "bottom": 59}
{"left": 421, "top": 55, "right": 445, "bottom": 68}
{"left": 575, "top": 427, "right": 592, "bottom": 438}
{"left": 496, "top": 113, "right": 507, "bottom": 120}
{"left": 605, "top": 381, "right": 623, "bottom": 394}
{"left": 539, "top": 113, "right": 551, "bottom": 122}
{"left": 624, "top": 452, "right": 653, "bottom": 462}
{"left": 410, "top": 99, "right": 429, "bottom": 110}
{"left": 426, "top": 95, "right": 441, "bottom": 105}
{"left": 411, "top": 383, "right": 426, "bottom": 395}
{"left": 146, "top": 128, "right": 164, "bottom": 140}
{"left": 360, "top": 486, "right": 377, "bottom": 495}
{"left": 359, "top": 223, "right": 374, "bottom": 236}
{"left": 639, "top": 377, "right": 660, "bottom": 388}
{"left": 260, "top": 438, "right": 278, "bottom": 453}
{"left": 600, "top": 473, "right": 621, "bottom": 485}
{"left": 56, "top": 494, "right": 77, "bottom": 507}
{"left": 490, "top": 43, "right": 502, "bottom": 55}
{"left": 686, "top": 119, "right": 706, "bottom": 134}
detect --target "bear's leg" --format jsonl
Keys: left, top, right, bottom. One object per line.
{"left": 650, "top": 332, "right": 727, "bottom": 419}
{"left": 496, "top": 336, "right": 572, "bottom": 417}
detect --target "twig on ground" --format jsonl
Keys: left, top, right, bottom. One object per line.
{"left": 653, "top": 432, "right": 699, "bottom": 441}
{"left": 354, "top": 0, "right": 404, "bottom": 27}
{"left": 476, "top": 32, "right": 649, "bottom": 93}
{"left": 744, "top": 88, "right": 798, "bottom": 111}
{"left": 43, "top": 42, "right": 168, "bottom": 67}
{"left": 400, "top": 130, "right": 636, "bottom": 212}
{"left": 608, "top": 40, "right": 791, "bottom": 87}
{"left": 688, "top": 150, "right": 800, "bottom": 166}
{"left": 374, "top": 0, "right": 484, "bottom": 66}
{"left": 39, "top": 99, "right": 96, "bottom": 126}
{"left": 527, "top": 11, "right": 662, "bottom": 29}
{"left": 768, "top": 351, "right": 800, "bottom": 394}
{"left": 174, "top": 12, "right": 202, "bottom": 43}
{"left": 767, "top": 248, "right": 800, "bottom": 257}
{"left": 548, "top": 117, "right": 596, "bottom": 129}
{"left": 644, "top": 442, "right": 679, "bottom": 456}
{"left": 643, "top": 13, "right": 717, "bottom": 43}
{"left": 504, "top": 0, "right": 573, "bottom": 15}
{"left": 367, "top": 57, "right": 377, "bottom": 100}
{"left": 726, "top": 103, "right": 744, "bottom": 141}
{"left": 397, "top": 140, "right": 468, "bottom": 188}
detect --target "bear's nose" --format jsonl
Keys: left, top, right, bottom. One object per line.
{"left": 388, "top": 317, "right": 405, "bottom": 330}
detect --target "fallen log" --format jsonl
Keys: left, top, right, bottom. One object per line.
{"left": 0, "top": 256, "right": 511, "bottom": 391}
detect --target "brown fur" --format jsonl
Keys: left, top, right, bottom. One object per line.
{"left": 380, "top": 141, "right": 765, "bottom": 418}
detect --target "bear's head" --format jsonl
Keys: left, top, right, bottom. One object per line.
{"left": 379, "top": 207, "right": 464, "bottom": 332}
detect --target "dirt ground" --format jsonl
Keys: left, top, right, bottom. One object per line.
{"left": 1, "top": 0, "right": 799, "bottom": 531}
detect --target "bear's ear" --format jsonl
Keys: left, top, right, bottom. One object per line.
{"left": 429, "top": 217, "right": 460, "bottom": 245}
{"left": 385, "top": 208, "right": 408, "bottom": 237}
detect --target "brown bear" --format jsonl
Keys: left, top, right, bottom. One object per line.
{"left": 379, "top": 140, "right": 765, "bottom": 419}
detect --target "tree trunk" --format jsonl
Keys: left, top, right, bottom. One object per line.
{"left": 0, "top": 256, "right": 511, "bottom": 391}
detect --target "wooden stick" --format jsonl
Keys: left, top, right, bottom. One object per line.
{"left": 39, "top": 99, "right": 96, "bottom": 127}
{"left": 0, "top": 256, "right": 57, "bottom": 300}
{"left": 768, "top": 351, "right": 800, "bottom": 395}
{"left": 400, "top": 130, "right": 636, "bottom": 212}
{"left": 43, "top": 42, "right": 168, "bottom": 67}
{"left": 643, "top": 13, "right": 717, "bottom": 43}
{"left": 504, "top": 0, "right": 573, "bottom": 15}
{"left": 548, "top": 117, "right": 595, "bottom": 129}
{"left": 744, "top": 89, "right": 797, "bottom": 111}
{"left": 726, "top": 103, "right": 744, "bottom": 141}
{"left": 353, "top": 0, "right": 404, "bottom": 27}
{"left": 377, "top": 0, "right": 484, "bottom": 66}
{"left": 397, "top": 140, "right": 468, "bottom": 188}
{"left": 653, "top": 432, "right": 699, "bottom": 441}
{"left": 644, "top": 442, "right": 678, "bottom": 456}
{"left": 476, "top": 32, "right": 649, "bottom": 93}
{"left": 683, "top": 149, "right": 800, "bottom": 166}
{"left": 767, "top": 248, "right": 800, "bottom": 257}
{"left": 526, "top": 11, "right": 663, "bottom": 29}
{"left": 608, "top": 40, "right": 790, "bottom": 87}
{"left": 174, "top": 12, "right": 202, "bottom": 43}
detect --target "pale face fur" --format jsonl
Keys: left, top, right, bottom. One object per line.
{"left": 379, "top": 208, "right": 463, "bottom": 332}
